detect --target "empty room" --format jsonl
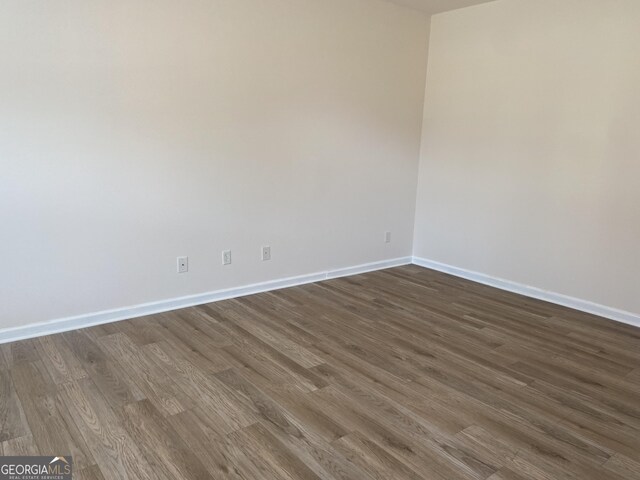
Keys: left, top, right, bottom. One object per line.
{"left": 1, "top": 0, "right": 639, "bottom": 479}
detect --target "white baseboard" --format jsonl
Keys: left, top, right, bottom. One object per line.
{"left": 4, "top": 254, "right": 635, "bottom": 345}
{"left": 412, "top": 257, "right": 640, "bottom": 329}
{"left": 0, "top": 257, "right": 412, "bottom": 345}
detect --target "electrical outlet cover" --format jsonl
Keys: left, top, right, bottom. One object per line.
{"left": 177, "top": 256, "right": 189, "bottom": 273}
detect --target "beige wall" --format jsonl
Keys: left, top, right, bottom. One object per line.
{"left": 0, "top": 0, "right": 429, "bottom": 329}
{"left": 414, "top": 0, "right": 640, "bottom": 315}
{"left": 387, "top": 0, "right": 497, "bottom": 15}
{"left": 4, "top": 0, "right": 637, "bottom": 331}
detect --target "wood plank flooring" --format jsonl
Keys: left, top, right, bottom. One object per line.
{"left": 1, "top": 265, "right": 639, "bottom": 479}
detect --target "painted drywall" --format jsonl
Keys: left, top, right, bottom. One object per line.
{"left": 0, "top": 0, "right": 429, "bottom": 329}
{"left": 385, "top": 0, "right": 497, "bottom": 15}
{"left": 414, "top": 0, "right": 640, "bottom": 315}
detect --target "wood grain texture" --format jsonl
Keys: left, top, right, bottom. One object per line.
{"left": 1, "top": 265, "right": 639, "bottom": 479}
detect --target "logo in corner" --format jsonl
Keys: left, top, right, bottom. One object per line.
{"left": 1, "top": 455, "right": 73, "bottom": 480}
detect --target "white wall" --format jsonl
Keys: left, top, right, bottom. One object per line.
{"left": 414, "top": 0, "right": 640, "bottom": 315}
{"left": 0, "top": 0, "right": 429, "bottom": 329}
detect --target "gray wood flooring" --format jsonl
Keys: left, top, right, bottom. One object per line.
{"left": 1, "top": 265, "right": 639, "bottom": 479}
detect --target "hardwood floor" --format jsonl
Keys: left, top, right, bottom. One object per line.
{"left": 1, "top": 265, "right": 639, "bottom": 479}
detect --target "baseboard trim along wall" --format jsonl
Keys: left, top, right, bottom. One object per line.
{"left": 412, "top": 257, "right": 640, "bottom": 329}
{"left": 0, "top": 257, "right": 412, "bottom": 345}
{"left": 2, "top": 255, "right": 638, "bottom": 345}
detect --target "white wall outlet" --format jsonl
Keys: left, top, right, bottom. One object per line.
{"left": 222, "top": 250, "right": 232, "bottom": 265}
{"left": 177, "top": 256, "right": 189, "bottom": 273}
{"left": 261, "top": 246, "right": 271, "bottom": 261}
{"left": 384, "top": 231, "right": 392, "bottom": 243}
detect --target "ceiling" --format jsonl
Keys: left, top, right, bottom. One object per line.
{"left": 385, "top": 0, "right": 498, "bottom": 14}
